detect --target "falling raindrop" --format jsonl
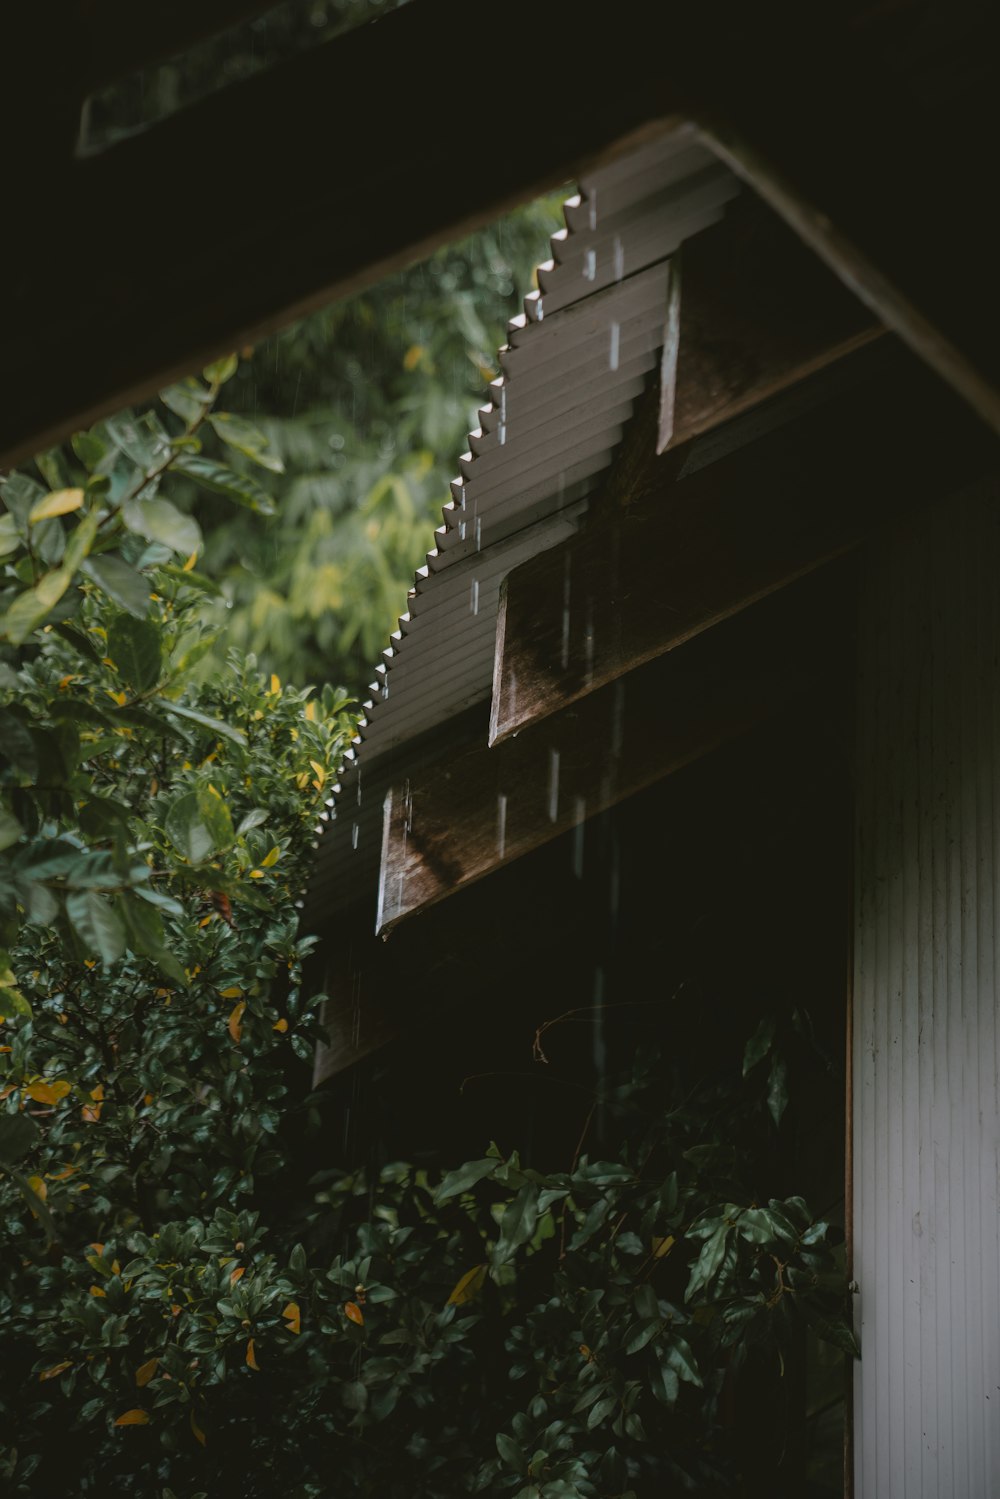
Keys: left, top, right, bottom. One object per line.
{"left": 571, "top": 796, "right": 586, "bottom": 879}
{"left": 588, "top": 186, "right": 598, "bottom": 231}
{"left": 470, "top": 578, "right": 480, "bottom": 615}
{"left": 497, "top": 384, "right": 507, "bottom": 446}
{"left": 459, "top": 521, "right": 467, "bottom": 541}
{"left": 356, "top": 768, "right": 362, "bottom": 806}
{"left": 474, "top": 514, "right": 482, "bottom": 551}
{"left": 497, "top": 793, "right": 508, "bottom": 858}
{"left": 613, "top": 235, "right": 624, "bottom": 282}
{"left": 560, "top": 556, "right": 572, "bottom": 670}
{"left": 351, "top": 822, "right": 359, "bottom": 850}
{"left": 609, "top": 321, "right": 621, "bottom": 372}
{"left": 583, "top": 248, "right": 597, "bottom": 282}
{"left": 535, "top": 297, "right": 544, "bottom": 322}
{"left": 547, "top": 748, "right": 560, "bottom": 823}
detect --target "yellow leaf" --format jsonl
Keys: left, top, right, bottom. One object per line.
{"left": 230, "top": 1265, "right": 245, "bottom": 1285}
{"left": 282, "top": 1301, "right": 301, "bottom": 1335}
{"left": 182, "top": 550, "right": 198, "bottom": 572}
{"left": 651, "top": 1234, "right": 676, "bottom": 1260}
{"left": 81, "top": 1102, "right": 102, "bottom": 1123}
{"left": 249, "top": 869, "right": 264, "bottom": 879}
{"left": 261, "top": 846, "right": 281, "bottom": 867}
{"left": 403, "top": 344, "right": 424, "bottom": 372}
{"left": 29, "top": 488, "right": 84, "bottom": 523}
{"left": 190, "top": 1409, "right": 206, "bottom": 1446}
{"left": 447, "top": 1263, "right": 487, "bottom": 1306}
{"left": 25, "top": 1079, "right": 71, "bottom": 1104}
{"left": 58, "top": 674, "right": 76, "bottom": 689}
{"left": 89, "top": 1285, "right": 107, "bottom": 1298}
{"left": 26, "top": 1174, "right": 47, "bottom": 1202}
{"left": 309, "top": 760, "right": 326, "bottom": 787}
{"left": 219, "top": 986, "right": 242, "bottom": 999}
{"left": 272, "top": 1018, "right": 288, "bottom": 1033}
{"left": 304, "top": 700, "right": 317, "bottom": 721}
{"left": 39, "top": 1360, "right": 72, "bottom": 1381}
{"left": 83, "top": 958, "right": 97, "bottom": 969}
{"left": 90, "top": 1084, "right": 104, "bottom": 1101}
{"left": 270, "top": 674, "right": 281, "bottom": 694}
{"left": 135, "top": 1357, "right": 159, "bottom": 1388}
{"left": 57, "top": 1012, "right": 68, "bottom": 1025}
{"left": 198, "top": 915, "right": 212, "bottom": 928}
{"left": 115, "top": 1408, "right": 149, "bottom": 1426}
{"left": 227, "top": 1002, "right": 246, "bottom": 1044}
{"left": 246, "top": 1338, "right": 260, "bottom": 1371}
{"left": 89, "top": 1242, "right": 104, "bottom": 1255}
{"left": 48, "top": 1165, "right": 75, "bottom": 1181}
{"left": 344, "top": 1301, "right": 364, "bottom": 1326}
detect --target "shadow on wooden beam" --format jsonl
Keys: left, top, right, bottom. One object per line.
{"left": 491, "top": 340, "right": 1000, "bottom": 746}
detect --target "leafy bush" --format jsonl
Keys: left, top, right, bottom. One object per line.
{"left": 1, "top": 365, "right": 854, "bottom": 1496}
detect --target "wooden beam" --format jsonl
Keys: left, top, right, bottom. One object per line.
{"left": 490, "top": 341, "right": 1000, "bottom": 745}
{"left": 376, "top": 571, "right": 849, "bottom": 935}
{"left": 4, "top": 0, "right": 997, "bottom": 468}
{"left": 0, "top": 0, "right": 684, "bottom": 468}
{"left": 684, "top": 1, "right": 1000, "bottom": 435}
{"left": 658, "top": 196, "right": 881, "bottom": 455}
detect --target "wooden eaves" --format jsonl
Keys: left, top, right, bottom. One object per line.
{"left": 2, "top": 0, "right": 1000, "bottom": 467}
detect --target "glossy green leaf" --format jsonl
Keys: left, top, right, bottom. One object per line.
{"left": 66, "top": 887, "right": 126, "bottom": 964}
{"left": 0, "top": 1113, "right": 39, "bottom": 1167}
{"left": 108, "top": 614, "right": 162, "bottom": 693}
{"left": 122, "top": 496, "right": 201, "bottom": 556}
{"left": 165, "top": 786, "right": 234, "bottom": 864}
{"left": 172, "top": 453, "right": 275, "bottom": 515}
{"left": 434, "top": 1157, "right": 497, "bottom": 1203}
{"left": 208, "top": 414, "right": 284, "bottom": 473}
{"left": 158, "top": 701, "right": 246, "bottom": 745}
{"left": 742, "top": 1015, "right": 776, "bottom": 1076}
{"left": 80, "top": 555, "right": 151, "bottom": 618}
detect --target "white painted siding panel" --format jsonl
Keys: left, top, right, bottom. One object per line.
{"left": 854, "top": 482, "right": 1000, "bottom": 1497}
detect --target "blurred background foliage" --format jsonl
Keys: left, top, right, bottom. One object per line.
{"left": 80, "top": 0, "right": 565, "bottom": 694}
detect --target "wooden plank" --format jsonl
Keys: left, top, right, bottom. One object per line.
{"left": 490, "top": 341, "right": 1000, "bottom": 746}
{"left": 658, "top": 195, "right": 882, "bottom": 454}
{"left": 0, "top": 0, "right": 684, "bottom": 468}
{"left": 376, "top": 571, "right": 849, "bottom": 935}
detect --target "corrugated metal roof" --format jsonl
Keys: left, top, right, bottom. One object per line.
{"left": 304, "top": 128, "right": 740, "bottom": 923}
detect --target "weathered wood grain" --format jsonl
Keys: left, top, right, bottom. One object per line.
{"left": 659, "top": 197, "right": 882, "bottom": 455}
{"left": 490, "top": 342, "right": 1000, "bottom": 745}
{"left": 376, "top": 571, "right": 850, "bottom": 935}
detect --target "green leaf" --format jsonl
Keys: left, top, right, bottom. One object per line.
{"left": 156, "top": 563, "right": 222, "bottom": 597}
{"left": 0, "top": 567, "right": 73, "bottom": 645}
{"left": 0, "top": 807, "right": 22, "bottom": 852}
{"left": 203, "top": 354, "right": 238, "bottom": 386}
{"left": 172, "top": 453, "right": 275, "bottom": 515}
{"left": 105, "top": 410, "right": 155, "bottom": 467}
{"left": 122, "top": 496, "right": 201, "bottom": 557}
{"left": 0, "top": 1113, "right": 39, "bottom": 1167}
{"left": 742, "top": 1015, "right": 776, "bottom": 1076}
{"left": 807, "top": 1312, "right": 860, "bottom": 1359}
{"left": 767, "top": 1053, "right": 789, "bottom": 1127}
{"left": 165, "top": 785, "right": 234, "bottom": 864}
{"left": 80, "top": 555, "right": 151, "bottom": 618}
{"left": 0, "top": 709, "right": 37, "bottom": 778}
{"left": 434, "top": 1157, "right": 497, "bottom": 1203}
{"left": 0, "top": 514, "right": 20, "bottom": 557}
{"left": 496, "top": 1433, "right": 527, "bottom": 1471}
{"left": 107, "top": 614, "right": 162, "bottom": 693}
{"left": 159, "top": 379, "right": 211, "bottom": 424}
{"left": 208, "top": 414, "right": 284, "bottom": 473}
{"left": 66, "top": 887, "right": 126, "bottom": 964}
{"left": 0, "top": 474, "right": 45, "bottom": 530}
{"left": 494, "top": 1182, "right": 540, "bottom": 1264}
{"left": 158, "top": 701, "right": 247, "bottom": 745}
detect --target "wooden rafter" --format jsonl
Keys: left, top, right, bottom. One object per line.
{"left": 490, "top": 341, "right": 999, "bottom": 745}
{"left": 376, "top": 571, "right": 850, "bottom": 936}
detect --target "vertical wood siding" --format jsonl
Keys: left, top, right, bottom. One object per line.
{"left": 855, "top": 482, "right": 1000, "bottom": 1496}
